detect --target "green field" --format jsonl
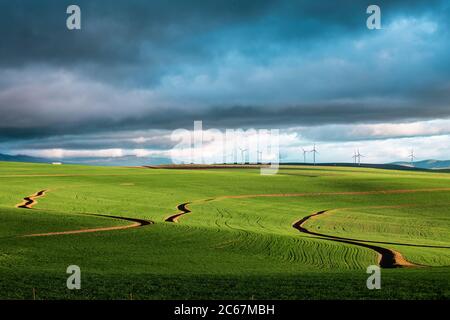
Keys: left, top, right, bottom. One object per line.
{"left": 0, "top": 162, "right": 449, "bottom": 299}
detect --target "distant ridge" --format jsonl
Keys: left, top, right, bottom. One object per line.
{"left": 1, "top": 152, "right": 449, "bottom": 171}
{"left": 148, "top": 163, "right": 432, "bottom": 172}
{"left": 282, "top": 162, "right": 429, "bottom": 171}
{"left": 0, "top": 153, "right": 169, "bottom": 166}
{"left": 391, "top": 159, "right": 450, "bottom": 170}
{"left": 0, "top": 153, "right": 49, "bottom": 163}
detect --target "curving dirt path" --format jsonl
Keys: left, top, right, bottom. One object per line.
{"left": 292, "top": 210, "right": 417, "bottom": 268}
{"left": 293, "top": 207, "right": 450, "bottom": 249}
{"left": 16, "top": 190, "right": 153, "bottom": 237}
{"left": 16, "top": 190, "right": 48, "bottom": 209}
{"left": 22, "top": 215, "right": 153, "bottom": 238}
{"left": 165, "top": 203, "right": 191, "bottom": 222}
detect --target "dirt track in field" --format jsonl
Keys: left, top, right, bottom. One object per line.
{"left": 16, "top": 190, "right": 153, "bottom": 237}
{"left": 16, "top": 190, "right": 48, "bottom": 209}
{"left": 165, "top": 203, "right": 191, "bottom": 222}
{"left": 292, "top": 210, "right": 417, "bottom": 268}
{"left": 293, "top": 206, "right": 450, "bottom": 249}
{"left": 22, "top": 215, "right": 153, "bottom": 238}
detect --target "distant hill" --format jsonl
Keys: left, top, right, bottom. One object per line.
{"left": 392, "top": 159, "right": 450, "bottom": 170}
{"left": 0, "top": 153, "right": 50, "bottom": 163}
{"left": 283, "top": 162, "right": 428, "bottom": 171}
{"left": 1, "top": 152, "right": 449, "bottom": 170}
{"left": 0, "top": 153, "right": 170, "bottom": 166}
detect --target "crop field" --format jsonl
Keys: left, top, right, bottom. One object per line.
{"left": 0, "top": 161, "right": 449, "bottom": 299}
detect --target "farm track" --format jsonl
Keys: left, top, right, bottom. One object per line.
{"left": 169, "top": 187, "right": 450, "bottom": 268}
{"left": 165, "top": 203, "right": 191, "bottom": 222}
{"left": 22, "top": 215, "right": 153, "bottom": 238}
{"left": 16, "top": 190, "right": 48, "bottom": 209}
{"left": 294, "top": 208, "right": 450, "bottom": 249}
{"left": 292, "top": 210, "right": 416, "bottom": 268}
{"left": 15, "top": 190, "right": 153, "bottom": 237}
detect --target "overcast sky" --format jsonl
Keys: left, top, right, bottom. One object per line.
{"left": 1, "top": 0, "right": 449, "bottom": 163}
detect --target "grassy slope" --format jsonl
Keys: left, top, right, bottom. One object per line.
{"left": 0, "top": 162, "right": 449, "bottom": 299}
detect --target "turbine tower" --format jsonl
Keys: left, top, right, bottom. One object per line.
{"left": 301, "top": 147, "right": 309, "bottom": 163}
{"left": 352, "top": 150, "right": 358, "bottom": 164}
{"left": 257, "top": 150, "right": 263, "bottom": 164}
{"left": 239, "top": 147, "right": 248, "bottom": 164}
{"left": 356, "top": 149, "right": 364, "bottom": 166}
{"left": 231, "top": 151, "right": 237, "bottom": 165}
{"left": 310, "top": 144, "right": 318, "bottom": 165}
{"left": 409, "top": 149, "right": 416, "bottom": 167}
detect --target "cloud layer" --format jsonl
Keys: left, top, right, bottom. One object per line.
{"left": 0, "top": 0, "right": 449, "bottom": 162}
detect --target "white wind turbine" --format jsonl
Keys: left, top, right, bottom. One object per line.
{"left": 239, "top": 147, "right": 248, "bottom": 164}
{"left": 356, "top": 148, "right": 364, "bottom": 166}
{"left": 310, "top": 144, "right": 319, "bottom": 165}
{"left": 301, "top": 147, "right": 309, "bottom": 163}
{"left": 257, "top": 150, "right": 263, "bottom": 164}
{"left": 408, "top": 149, "right": 416, "bottom": 167}
{"left": 352, "top": 150, "right": 358, "bottom": 164}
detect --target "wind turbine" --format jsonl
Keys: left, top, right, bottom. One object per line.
{"left": 310, "top": 144, "right": 318, "bottom": 165}
{"left": 356, "top": 149, "right": 364, "bottom": 166}
{"left": 226, "top": 148, "right": 236, "bottom": 165}
{"left": 409, "top": 149, "right": 416, "bottom": 167}
{"left": 301, "top": 148, "right": 309, "bottom": 163}
{"left": 239, "top": 147, "right": 248, "bottom": 164}
{"left": 257, "top": 150, "right": 263, "bottom": 164}
{"left": 230, "top": 152, "right": 237, "bottom": 165}
{"left": 352, "top": 150, "right": 358, "bottom": 164}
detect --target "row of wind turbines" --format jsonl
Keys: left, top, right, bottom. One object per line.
{"left": 301, "top": 144, "right": 319, "bottom": 165}
{"left": 214, "top": 144, "right": 418, "bottom": 167}
{"left": 222, "top": 147, "right": 263, "bottom": 164}
{"left": 352, "top": 149, "right": 364, "bottom": 166}
{"left": 301, "top": 145, "right": 418, "bottom": 167}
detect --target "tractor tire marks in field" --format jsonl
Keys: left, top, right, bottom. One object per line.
{"left": 16, "top": 190, "right": 48, "bottom": 209}
{"left": 167, "top": 187, "right": 450, "bottom": 224}
{"left": 15, "top": 190, "right": 153, "bottom": 237}
{"left": 165, "top": 202, "right": 191, "bottom": 222}
{"left": 212, "top": 187, "right": 450, "bottom": 200}
{"left": 292, "top": 210, "right": 417, "bottom": 268}
{"left": 170, "top": 187, "right": 450, "bottom": 267}
{"left": 294, "top": 208, "right": 450, "bottom": 250}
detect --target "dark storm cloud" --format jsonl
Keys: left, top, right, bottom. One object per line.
{"left": 0, "top": 0, "right": 450, "bottom": 151}
{"left": 0, "top": 0, "right": 276, "bottom": 71}
{"left": 1, "top": 0, "right": 443, "bottom": 75}
{"left": 2, "top": 95, "right": 449, "bottom": 142}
